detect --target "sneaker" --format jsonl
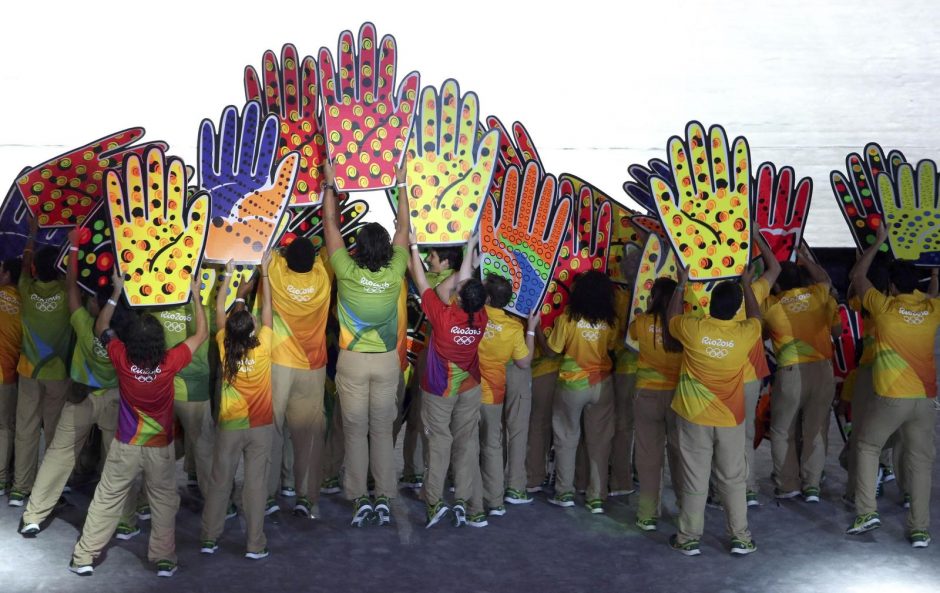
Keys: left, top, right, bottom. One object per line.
{"left": 62, "top": 485, "right": 72, "bottom": 494}
{"left": 635, "top": 517, "right": 657, "bottom": 531}
{"left": 68, "top": 561, "right": 93, "bottom": 576}
{"left": 320, "top": 477, "right": 342, "bottom": 495}
{"left": 488, "top": 505, "right": 506, "bottom": 517}
{"left": 504, "top": 488, "right": 533, "bottom": 505}
{"left": 608, "top": 489, "right": 635, "bottom": 497}
{"left": 20, "top": 522, "right": 40, "bottom": 537}
{"left": 669, "top": 534, "right": 701, "bottom": 556}
{"left": 398, "top": 474, "right": 423, "bottom": 490}
{"left": 774, "top": 488, "right": 801, "bottom": 500}
{"left": 452, "top": 500, "right": 468, "bottom": 527}
{"left": 585, "top": 499, "right": 605, "bottom": 514}
{"left": 245, "top": 548, "right": 270, "bottom": 560}
{"left": 746, "top": 491, "right": 759, "bottom": 507}
{"left": 200, "top": 540, "right": 219, "bottom": 554}
{"left": 115, "top": 523, "right": 140, "bottom": 540}
{"left": 280, "top": 486, "right": 296, "bottom": 497}
{"left": 903, "top": 494, "right": 911, "bottom": 509}
{"left": 8, "top": 490, "right": 26, "bottom": 507}
{"left": 910, "top": 530, "right": 931, "bottom": 548}
{"left": 425, "top": 501, "right": 449, "bottom": 528}
{"left": 294, "top": 497, "right": 320, "bottom": 519}
{"left": 548, "top": 492, "right": 575, "bottom": 508}
{"left": 155, "top": 560, "right": 177, "bottom": 578}
{"left": 706, "top": 494, "right": 723, "bottom": 510}
{"left": 467, "top": 512, "right": 488, "bottom": 527}
{"left": 137, "top": 504, "right": 152, "bottom": 521}
{"left": 225, "top": 503, "right": 238, "bottom": 520}
{"left": 374, "top": 496, "right": 391, "bottom": 526}
{"left": 264, "top": 498, "right": 280, "bottom": 516}
{"left": 525, "top": 485, "right": 543, "bottom": 494}
{"left": 730, "top": 537, "right": 757, "bottom": 555}
{"left": 881, "top": 466, "right": 896, "bottom": 483}
{"left": 351, "top": 496, "right": 373, "bottom": 527}
{"left": 802, "top": 486, "right": 820, "bottom": 503}
{"left": 846, "top": 512, "right": 881, "bottom": 535}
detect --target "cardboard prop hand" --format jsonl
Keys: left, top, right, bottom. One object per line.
{"left": 625, "top": 233, "right": 678, "bottom": 351}
{"left": 623, "top": 159, "right": 671, "bottom": 214}
{"left": 876, "top": 159, "right": 940, "bottom": 265}
{"left": 279, "top": 195, "right": 369, "bottom": 250}
{"left": 753, "top": 162, "right": 812, "bottom": 263}
{"left": 0, "top": 179, "right": 68, "bottom": 260}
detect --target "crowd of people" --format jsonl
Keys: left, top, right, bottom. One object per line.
{"left": 1, "top": 162, "right": 938, "bottom": 579}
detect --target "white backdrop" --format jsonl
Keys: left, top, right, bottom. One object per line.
{"left": 3, "top": 0, "right": 940, "bottom": 246}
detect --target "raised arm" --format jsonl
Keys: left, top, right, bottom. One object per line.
{"left": 321, "top": 162, "right": 345, "bottom": 257}
{"left": 741, "top": 265, "right": 761, "bottom": 320}
{"left": 850, "top": 222, "right": 887, "bottom": 297}
{"left": 436, "top": 234, "right": 479, "bottom": 302}
{"left": 95, "top": 268, "right": 124, "bottom": 337}
{"left": 260, "top": 251, "right": 273, "bottom": 329}
{"left": 23, "top": 215, "right": 38, "bottom": 279}
{"left": 798, "top": 243, "right": 831, "bottom": 286}
{"left": 408, "top": 229, "right": 431, "bottom": 296}
{"left": 392, "top": 160, "right": 410, "bottom": 248}
{"left": 753, "top": 225, "right": 781, "bottom": 288}
{"left": 183, "top": 270, "right": 208, "bottom": 354}
{"left": 66, "top": 228, "right": 82, "bottom": 313}
{"left": 667, "top": 265, "right": 689, "bottom": 324}
{"left": 514, "top": 310, "right": 539, "bottom": 369}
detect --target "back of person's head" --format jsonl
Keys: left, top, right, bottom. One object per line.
{"left": 889, "top": 260, "right": 919, "bottom": 294}
{"left": 776, "top": 261, "right": 805, "bottom": 292}
{"left": 124, "top": 313, "right": 167, "bottom": 371}
{"left": 432, "top": 247, "right": 463, "bottom": 271}
{"left": 648, "top": 277, "right": 682, "bottom": 352}
{"left": 458, "top": 278, "right": 487, "bottom": 329}
{"left": 0, "top": 258, "right": 22, "bottom": 285}
{"left": 353, "top": 223, "right": 393, "bottom": 272}
{"left": 222, "top": 310, "right": 260, "bottom": 383}
{"left": 34, "top": 247, "right": 59, "bottom": 282}
{"left": 709, "top": 280, "right": 743, "bottom": 320}
{"left": 284, "top": 237, "right": 315, "bottom": 273}
{"left": 569, "top": 270, "right": 615, "bottom": 326}
{"left": 483, "top": 274, "right": 513, "bottom": 308}
{"left": 110, "top": 301, "right": 134, "bottom": 340}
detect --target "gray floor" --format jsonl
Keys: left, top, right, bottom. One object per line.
{"left": 2, "top": 418, "right": 939, "bottom": 593}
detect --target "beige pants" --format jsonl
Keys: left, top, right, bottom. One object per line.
{"left": 421, "top": 387, "right": 484, "bottom": 514}
{"left": 0, "top": 383, "right": 16, "bottom": 485}
{"left": 23, "top": 389, "right": 119, "bottom": 525}
{"left": 769, "top": 359, "right": 834, "bottom": 492}
{"left": 503, "top": 365, "right": 532, "bottom": 492}
{"left": 336, "top": 350, "right": 400, "bottom": 500}
{"left": 322, "top": 388, "right": 345, "bottom": 481}
{"left": 845, "top": 367, "right": 905, "bottom": 498}
{"left": 173, "top": 399, "right": 214, "bottom": 497}
{"left": 744, "top": 380, "right": 761, "bottom": 491}
{"left": 269, "top": 364, "right": 326, "bottom": 501}
{"left": 634, "top": 388, "right": 680, "bottom": 521}
{"left": 676, "top": 416, "right": 751, "bottom": 543}
{"left": 478, "top": 403, "right": 504, "bottom": 509}
{"left": 202, "top": 424, "right": 272, "bottom": 553}
{"left": 855, "top": 396, "right": 935, "bottom": 531}
{"left": 610, "top": 372, "right": 637, "bottom": 492}
{"left": 526, "top": 371, "right": 558, "bottom": 488}
{"left": 13, "top": 377, "right": 71, "bottom": 493}
{"left": 72, "top": 440, "right": 179, "bottom": 566}
{"left": 552, "top": 378, "right": 615, "bottom": 500}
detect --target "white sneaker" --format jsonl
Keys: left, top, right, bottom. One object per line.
{"left": 68, "top": 562, "right": 93, "bottom": 576}
{"left": 245, "top": 549, "right": 270, "bottom": 560}
{"left": 20, "top": 523, "right": 40, "bottom": 536}
{"left": 609, "top": 489, "right": 635, "bottom": 497}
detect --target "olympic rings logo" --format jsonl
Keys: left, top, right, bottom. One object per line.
{"left": 484, "top": 329, "right": 495, "bottom": 340}
{"left": 453, "top": 335, "right": 476, "bottom": 346}
{"left": 134, "top": 373, "right": 156, "bottom": 383}
{"left": 93, "top": 339, "right": 109, "bottom": 360}
{"left": 30, "top": 294, "right": 62, "bottom": 313}
{"left": 0, "top": 300, "right": 18, "bottom": 315}
{"left": 580, "top": 330, "right": 599, "bottom": 341}
{"left": 785, "top": 301, "right": 809, "bottom": 313}
{"left": 705, "top": 346, "right": 729, "bottom": 359}
{"left": 163, "top": 321, "right": 186, "bottom": 333}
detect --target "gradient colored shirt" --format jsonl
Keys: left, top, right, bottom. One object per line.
{"left": 547, "top": 313, "right": 617, "bottom": 390}
{"left": 478, "top": 306, "right": 529, "bottom": 405}
{"left": 629, "top": 313, "right": 683, "bottom": 391}
{"left": 153, "top": 305, "right": 203, "bottom": 402}
{"left": 0, "top": 285, "right": 21, "bottom": 384}
{"left": 178, "top": 303, "right": 212, "bottom": 401}
{"left": 669, "top": 315, "right": 761, "bottom": 427}
{"left": 863, "top": 288, "right": 940, "bottom": 399}
{"left": 331, "top": 246, "right": 408, "bottom": 353}
{"left": 762, "top": 283, "right": 839, "bottom": 368}
{"left": 420, "top": 288, "right": 486, "bottom": 397}
{"left": 17, "top": 276, "right": 71, "bottom": 379}
{"left": 269, "top": 252, "right": 331, "bottom": 369}
{"left": 217, "top": 325, "right": 274, "bottom": 430}
{"left": 849, "top": 295, "right": 876, "bottom": 368}
{"left": 70, "top": 308, "right": 117, "bottom": 391}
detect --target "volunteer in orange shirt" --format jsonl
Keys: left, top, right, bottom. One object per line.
{"left": 0, "top": 259, "right": 22, "bottom": 496}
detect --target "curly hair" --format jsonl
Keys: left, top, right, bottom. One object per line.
{"left": 285, "top": 236, "right": 316, "bottom": 273}
{"left": 222, "top": 310, "right": 260, "bottom": 384}
{"left": 458, "top": 278, "right": 487, "bottom": 330}
{"left": 647, "top": 277, "right": 682, "bottom": 353}
{"left": 353, "top": 223, "right": 394, "bottom": 272}
{"left": 483, "top": 274, "right": 513, "bottom": 308}
{"left": 568, "top": 271, "right": 616, "bottom": 326}
{"left": 124, "top": 313, "right": 167, "bottom": 371}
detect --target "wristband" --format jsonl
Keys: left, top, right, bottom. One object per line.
{"left": 23, "top": 248, "right": 32, "bottom": 254}
{"left": 107, "top": 298, "right": 117, "bottom": 307}
{"left": 234, "top": 298, "right": 246, "bottom": 304}
{"left": 526, "top": 330, "right": 536, "bottom": 336}
{"left": 322, "top": 183, "right": 335, "bottom": 194}
{"left": 69, "top": 246, "right": 79, "bottom": 252}
{"left": 397, "top": 182, "right": 407, "bottom": 188}
{"left": 410, "top": 244, "right": 419, "bottom": 251}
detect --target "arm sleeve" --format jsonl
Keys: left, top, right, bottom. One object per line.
{"left": 328, "top": 248, "right": 354, "bottom": 280}
{"left": 546, "top": 316, "right": 569, "bottom": 354}
{"left": 511, "top": 328, "right": 529, "bottom": 361}
{"left": 668, "top": 315, "right": 689, "bottom": 345}
{"left": 751, "top": 278, "right": 771, "bottom": 304}
{"left": 628, "top": 319, "right": 638, "bottom": 341}
{"left": 165, "top": 343, "right": 194, "bottom": 374}
{"left": 420, "top": 288, "right": 444, "bottom": 326}
{"left": 389, "top": 246, "right": 409, "bottom": 277}
{"left": 862, "top": 288, "right": 889, "bottom": 318}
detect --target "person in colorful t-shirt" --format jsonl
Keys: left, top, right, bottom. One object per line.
{"left": 201, "top": 257, "right": 274, "bottom": 560}
{"left": 69, "top": 269, "right": 207, "bottom": 578}
{"left": 0, "top": 258, "right": 22, "bottom": 496}
{"left": 10, "top": 216, "right": 73, "bottom": 507}
{"left": 538, "top": 271, "right": 619, "bottom": 514}
{"left": 409, "top": 235, "right": 488, "bottom": 528}
{"left": 761, "top": 244, "right": 840, "bottom": 502}
{"left": 323, "top": 162, "right": 410, "bottom": 527}
{"left": 845, "top": 224, "right": 940, "bottom": 548}
{"left": 667, "top": 266, "right": 762, "bottom": 557}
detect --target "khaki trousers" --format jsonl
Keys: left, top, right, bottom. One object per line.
{"left": 173, "top": 399, "right": 214, "bottom": 497}
{"left": 503, "top": 365, "right": 532, "bottom": 492}
{"left": 634, "top": 388, "right": 680, "bottom": 521}
{"left": 13, "top": 377, "right": 71, "bottom": 493}
{"left": 72, "top": 440, "right": 179, "bottom": 566}
{"left": 855, "top": 396, "right": 935, "bottom": 531}
{"left": 0, "top": 383, "right": 16, "bottom": 485}
{"left": 201, "top": 424, "right": 272, "bottom": 553}
{"left": 322, "top": 388, "right": 345, "bottom": 480}
{"left": 269, "top": 364, "right": 326, "bottom": 501}
{"left": 676, "top": 416, "right": 751, "bottom": 543}
{"left": 23, "top": 389, "right": 119, "bottom": 525}
{"left": 336, "top": 350, "right": 399, "bottom": 500}
{"left": 526, "top": 371, "right": 558, "bottom": 488}
{"left": 769, "top": 359, "right": 834, "bottom": 492}
{"left": 478, "top": 403, "right": 504, "bottom": 509}
{"left": 421, "top": 387, "right": 484, "bottom": 514}
{"left": 744, "top": 380, "right": 761, "bottom": 491}
{"left": 845, "top": 367, "right": 906, "bottom": 499}
{"left": 552, "top": 378, "right": 614, "bottom": 500}
{"left": 610, "top": 372, "right": 637, "bottom": 492}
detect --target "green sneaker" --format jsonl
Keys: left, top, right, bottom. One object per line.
{"left": 225, "top": 503, "right": 238, "bottom": 520}
{"left": 293, "top": 496, "right": 320, "bottom": 519}
{"left": 467, "top": 512, "right": 489, "bottom": 528}
{"left": 585, "top": 499, "right": 605, "bottom": 514}
{"left": 635, "top": 517, "right": 657, "bottom": 531}
{"left": 115, "top": 522, "right": 140, "bottom": 541}
{"left": 746, "top": 490, "right": 759, "bottom": 507}
{"left": 503, "top": 488, "right": 533, "bottom": 505}
{"left": 264, "top": 497, "right": 280, "bottom": 516}
{"left": 200, "top": 539, "right": 219, "bottom": 554}
{"left": 730, "top": 537, "right": 757, "bottom": 555}
{"left": 155, "top": 560, "right": 177, "bottom": 578}
{"left": 136, "top": 504, "right": 151, "bottom": 520}
{"left": 320, "top": 477, "right": 342, "bottom": 495}
{"left": 910, "top": 530, "right": 931, "bottom": 549}
{"left": 425, "top": 501, "right": 449, "bottom": 528}
{"left": 488, "top": 505, "right": 506, "bottom": 517}
{"left": 548, "top": 491, "right": 575, "bottom": 508}
{"left": 846, "top": 512, "right": 881, "bottom": 535}
{"left": 452, "top": 500, "right": 468, "bottom": 527}
{"left": 374, "top": 496, "right": 391, "bottom": 526}
{"left": 398, "top": 474, "right": 424, "bottom": 490}
{"left": 802, "top": 486, "right": 820, "bottom": 503}
{"left": 351, "top": 496, "right": 373, "bottom": 527}
{"left": 245, "top": 548, "right": 269, "bottom": 560}
{"left": 8, "top": 490, "right": 27, "bottom": 507}
{"left": 669, "top": 534, "right": 701, "bottom": 556}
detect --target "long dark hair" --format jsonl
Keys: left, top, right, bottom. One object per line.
{"left": 222, "top": 310, "right": 260, "bottom": 384}
{"left": 647, "top": 277, "right": 682, "bottom": 353}
{"left": 125, "top": 314, "right": 167, "bottom": 371}
{"left": 353, "top": 223, "right": 393, "bottom": 272}
{"left": 568, "top": 271, "right": 616, "bottom": 326}
{"left": 458, "top": 278, "right": 487, "bottom": 329}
